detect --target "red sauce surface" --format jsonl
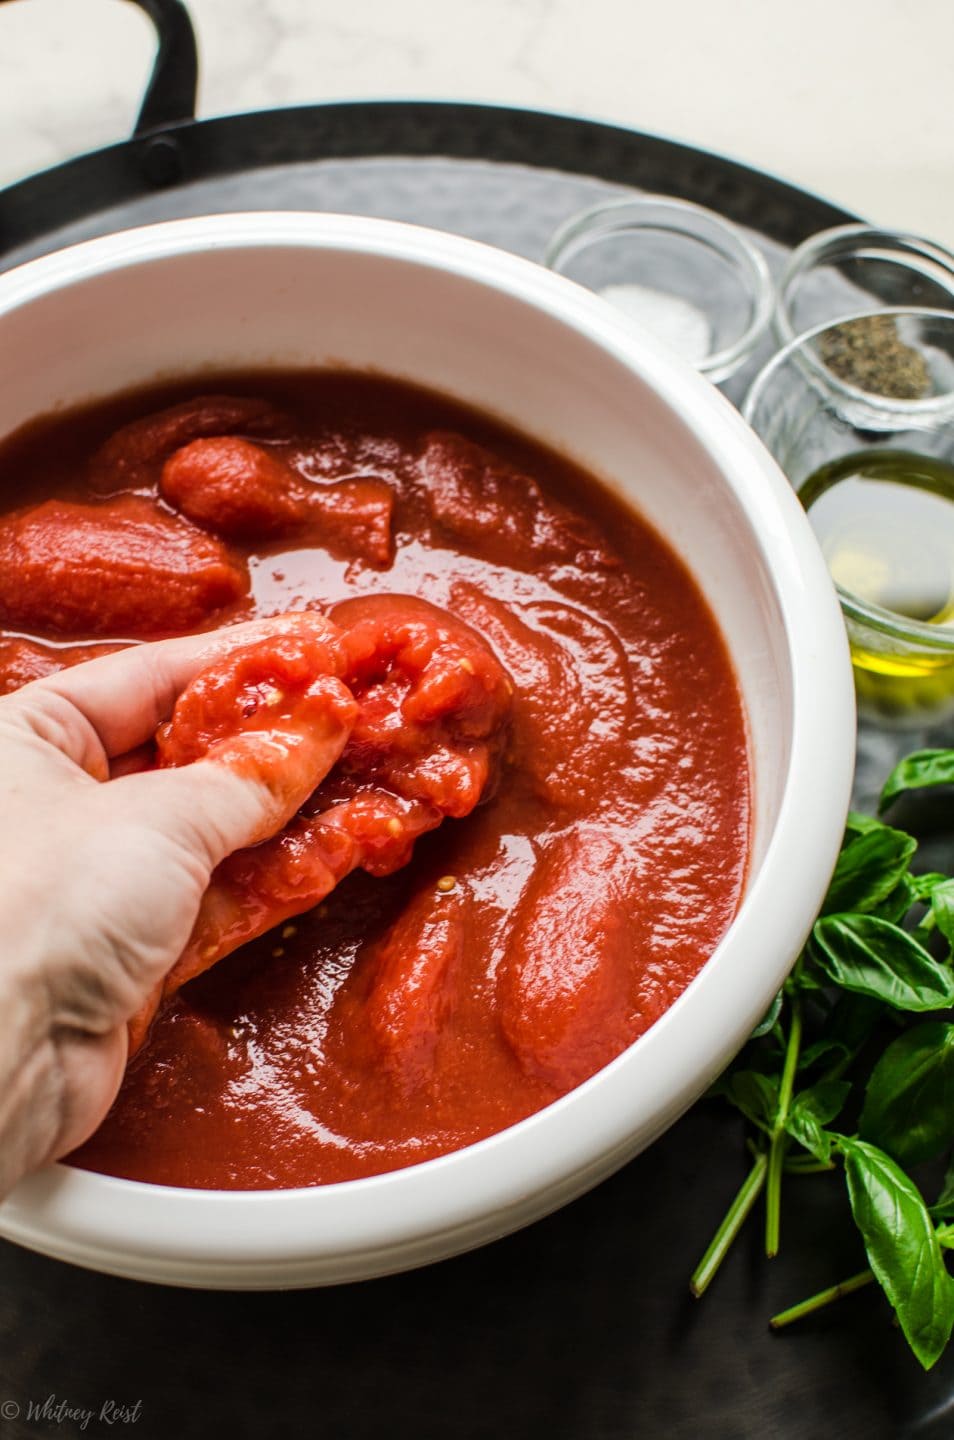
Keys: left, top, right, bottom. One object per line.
{"left": 0, "top": 374, "right": 750, "bottom": 1189}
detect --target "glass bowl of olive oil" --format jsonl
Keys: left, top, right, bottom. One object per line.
{"left": 743, "top": 309, "right": 954, "bottom": 724}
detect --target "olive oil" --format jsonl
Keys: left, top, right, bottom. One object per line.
{"left": 798, "top": 449, "right": 954, "bottom": 714}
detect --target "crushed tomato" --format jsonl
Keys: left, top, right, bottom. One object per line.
{"left": 0, "top": 373, "right": 751, "bottom": 1189}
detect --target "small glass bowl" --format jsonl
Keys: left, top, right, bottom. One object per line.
{"left": 775, "top": 224, "right": 954, "bottom": 347}
{"left": 543, "top": 195, "right": 774, "bottom": 384}
{"left": 743, "top": 308, "right": 954, "bottom": 725}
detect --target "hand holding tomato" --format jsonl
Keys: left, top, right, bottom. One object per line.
{"left": 0, "top": 627, "right": 350, "bottom": 1198}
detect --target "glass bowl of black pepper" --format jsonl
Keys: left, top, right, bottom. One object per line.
{"left": 776, "top": 224, "right": 954, "bottom": 347}
{"left": 543, "top": 195, "right": 774, "bottom": 385}
{"left": 743, "top": 308, "right": 954, "bottom": 724}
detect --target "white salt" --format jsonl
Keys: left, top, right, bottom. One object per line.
{"left": 599, "top": 282, "right": 711, "bottom": 365}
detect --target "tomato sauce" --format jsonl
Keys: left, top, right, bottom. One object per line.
{"left": 0, "top": 373, "right": 750, "bottom": 1189}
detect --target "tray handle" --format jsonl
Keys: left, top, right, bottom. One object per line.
{"left": 126, "top": 0, "right": 198, "bottom": 136}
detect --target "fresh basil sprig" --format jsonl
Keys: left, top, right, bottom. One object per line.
{"left": 691, "top": 748, "right": 954, "bottom": 1371}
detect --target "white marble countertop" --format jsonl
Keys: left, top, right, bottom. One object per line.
{"left": 1, "top": 0, "right": 952, "bottom": 246}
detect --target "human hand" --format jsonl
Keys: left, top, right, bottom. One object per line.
{"left": 0, "top": 627, "right": 345, "bottom": 1197}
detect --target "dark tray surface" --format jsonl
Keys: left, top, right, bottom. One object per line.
{"left": 3, "top": 1106, "right": 950, "bottom": 1440}
{"left": 0, "top": 103, "right": 945, "bottom": 1440}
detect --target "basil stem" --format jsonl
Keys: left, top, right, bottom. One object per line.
{"left": 765, "top": 994, "right": 803, "bottom": 1258}
{"left": 769, "top": 1270, "right": 875, "bottom": 1330}
{"left": 689, "top": 1151, "right": 768, "bottom": 1298}
{"left": 784, "top": 1156, "right": 836, "bottom": 1175}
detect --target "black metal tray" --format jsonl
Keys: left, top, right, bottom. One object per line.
{"left": 0, "top": 4, "right": 949, "bottom": 1437}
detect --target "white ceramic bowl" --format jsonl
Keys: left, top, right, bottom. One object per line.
{"left": 0, "top": 213, "right": 855, "bottom": 1288}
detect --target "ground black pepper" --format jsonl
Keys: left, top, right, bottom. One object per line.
{"left": 818, "top": 313, "right": 931, "bottom": 399}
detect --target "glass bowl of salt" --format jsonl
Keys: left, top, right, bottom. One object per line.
{"left": 543, "top": 195, "right": 774, "bottom": 385}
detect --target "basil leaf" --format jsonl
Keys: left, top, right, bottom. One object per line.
{"left": 838, "top": 1136, "right": 954, "bottom": 1369}
{"left": 822, "top": 826, "right": 917, "bottom": 917}
{"left": 786, "top": 962, "right": 826, "bottom": 993}
{"left": 861, "top": 1023, "right": 954, "bottom": 1166}
{"left": 798, "top": 994, "right": 882, "bottom": 1072}
{"left": 876, "top": 874, "right": 919, "bottom": 925}
{"left": 845, "top": 811, "right": 886, "bottom": 836}
{"left": 811, "top": 914, "right": 954, "bottom": 1012}
{"left": 880, "top": 749, "right": 954, "bottom": 812}
{"left": 930, "top": 1156, "right": 954, "bottom": 1220}
{"left": 932, "top": 880, "right": 954, "bottom": 949}
{"left": 785, "top": 1080, "right": 850, "bottom": 1163}
{"left": 912, "top": 872, "right": 949, "bottom": 902}
{"left": 798, "top": 1037, "right": 845, "bottom": 1071}
{"left": 749, "top": 991, "right": 783, "bottom": 1040}
{"left": 721, "top": 1070, "right": 779, "bottom": 1132}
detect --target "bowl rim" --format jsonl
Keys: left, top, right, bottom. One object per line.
{"left": 0, "top": 212, "right": 856, "bottom": 1285}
